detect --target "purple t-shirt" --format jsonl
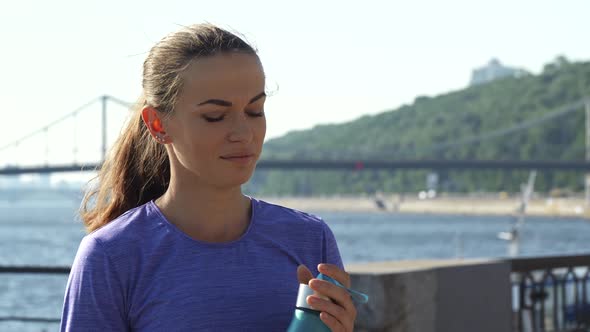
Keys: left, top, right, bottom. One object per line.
{"left": 60, "top": 197, "right": 343, "bottom": 331}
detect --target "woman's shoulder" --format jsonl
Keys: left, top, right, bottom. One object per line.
{"left": 253, "top": 197, "right": 328, "bottom": 228}
{"left": 84, "top": 200, "right": 161, "bottom": 250}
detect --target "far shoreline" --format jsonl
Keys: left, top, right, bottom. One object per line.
{"left": 259, "top": 195, "right": 590, "bottom": 219}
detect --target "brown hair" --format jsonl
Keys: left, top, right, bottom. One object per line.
{"left": 81, "top": 24, "right": 258, "bottom": 232}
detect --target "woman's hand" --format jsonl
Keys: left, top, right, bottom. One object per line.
{"left": 297, "top": 264, "right": 357, "bottom": 332}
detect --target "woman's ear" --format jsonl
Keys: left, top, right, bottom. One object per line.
{"left": 141, "top": 107, "right": 171, "bottom": 144}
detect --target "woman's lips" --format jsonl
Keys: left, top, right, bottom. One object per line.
{"left": 220, "top": 155, "right": 255, "bottom": 165}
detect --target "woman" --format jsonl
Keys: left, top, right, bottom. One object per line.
{"left": 60, "top": 24, "right": 357, "bottom": 331}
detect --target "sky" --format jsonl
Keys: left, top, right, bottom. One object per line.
{"left": 0, "top": 0, "right": 589, "bottom": 170}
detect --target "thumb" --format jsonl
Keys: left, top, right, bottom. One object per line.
{"left": 297, "top": 264, "right": 314, "bottom": 284}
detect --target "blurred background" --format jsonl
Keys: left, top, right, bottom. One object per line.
{"left": 1, "top": 0, "right": 589, "bottom": 331}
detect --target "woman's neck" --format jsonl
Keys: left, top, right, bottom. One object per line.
{"left": 155, "top": 175, "right": 252, "bottom": 243}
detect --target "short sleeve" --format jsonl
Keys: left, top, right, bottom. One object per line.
{"left": 60, "top": 236, "right": 128, "bottom": 331}
{"left": 321, "top": 221, "right": 344, "bottom": 270}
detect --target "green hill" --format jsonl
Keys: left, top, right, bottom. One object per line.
{"left": 247, "top": 57, "right": 590, "bottom": 195}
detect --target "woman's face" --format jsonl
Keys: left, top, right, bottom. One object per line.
{"left": 163, "top": 52, "right": 266, "bottom": 189}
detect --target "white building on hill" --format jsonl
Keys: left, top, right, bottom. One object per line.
{"left": 470, "top": 58, "right": 528, "bottom": 86}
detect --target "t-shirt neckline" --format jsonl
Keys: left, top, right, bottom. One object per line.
{"left": 148, "top": 196, "right": 258, "bottom": 247}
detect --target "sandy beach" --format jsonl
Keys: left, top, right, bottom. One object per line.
{"left": 260, "top": 195, "right": 590, "bottom": 218}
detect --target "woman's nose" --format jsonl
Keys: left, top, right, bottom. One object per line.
{"left": 227, "top": 115, "right": 253, "bottom": 143}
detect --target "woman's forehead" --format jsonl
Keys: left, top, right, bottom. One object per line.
{"left": 182, "top": 53, "right": 265, "bottom": 102}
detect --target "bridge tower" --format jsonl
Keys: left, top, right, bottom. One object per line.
{"left": 586, "top": 99, "right": 590, "bottom": 207}
{"left": 101, "top": 95, "right": 108, "bottom": 162}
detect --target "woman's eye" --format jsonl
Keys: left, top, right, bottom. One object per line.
{"left": 203, "top": 115, "right": 224, "bottom": 122}
{"left": 247, "top": 111, "right": 265, "bottom": 117}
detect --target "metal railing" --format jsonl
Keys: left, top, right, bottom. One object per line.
{"left": 3, "top": 255, "right": 590, "bottom": 331}
{"left": 511, "top": 254, "right": 590, "bottom": 332}
{"left": 0, "top": 266, "right": 69, "bottom": 325}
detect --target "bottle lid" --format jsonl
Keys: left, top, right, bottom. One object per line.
{"left": 294, "top": 274, "right": 369, "bottom": 310}
{"left": 295, "top": 284, "right": 321, "bottom": 311}
{"left": 317, "top": 273, "right": 369, "bottom": 305}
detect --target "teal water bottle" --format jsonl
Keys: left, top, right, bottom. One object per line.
{"left": 286, "top": 280, "right": 331, "bottom": 332}
{"left": 286, "top": 273, "right": 369, "bottom": 332}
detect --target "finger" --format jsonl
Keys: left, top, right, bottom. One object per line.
{"left": 309, "top": 279, "right": 356, "bottom": 314}
{"left": 308, "top": 294, "right": 353, "bottom": 330}
{"left": 320, "top": 311, "right": 348, "bottom": 332}
{"left": 318, "top": 263, "right": 351, "bottom": 288}
{"left": 297, "top": 264, "right": 314, "bottom": 284}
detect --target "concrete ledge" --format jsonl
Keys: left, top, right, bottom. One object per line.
{"left": 347, "top": 259, "right": 512, "bottom": 332}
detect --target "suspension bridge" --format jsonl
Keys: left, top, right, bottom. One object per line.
{"left": 1, "top": 96, "right": 590, "bottom": 176}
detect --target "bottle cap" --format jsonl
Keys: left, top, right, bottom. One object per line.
{"left": 317, "top": 273, "right": 369, "bottom": 305}
{"left": 294, "top": 273, "right": 369, "bottom": 310}
{"left": 295, "top": 284, "right": 321, "bottom": 311}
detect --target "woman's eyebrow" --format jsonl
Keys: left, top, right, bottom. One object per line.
{"left": 197, "top": 92, "right": 266, "bottom": 107}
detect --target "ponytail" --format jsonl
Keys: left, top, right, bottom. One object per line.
{"left": 80, "top": 96, "right": 170, "bottom": 233}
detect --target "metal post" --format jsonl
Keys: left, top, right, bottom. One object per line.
{"left": 586, "top": 99, "right": 590, "bottom": 207}
{"left": 72, "top": 112, "right": 78, "bottom": 164}
{"left": 44, "top": 127, "right": 49, "bottom": 166}
{"left": 101, "top": 95, "right": 108, "bottom": 161}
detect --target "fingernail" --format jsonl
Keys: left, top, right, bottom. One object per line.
{"left": 309, "top": 279, "right": 322, "bottom": 289}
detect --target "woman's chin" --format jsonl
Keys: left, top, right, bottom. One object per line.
{"left": 216, "top": 173, "right": 255, "bottom": 189}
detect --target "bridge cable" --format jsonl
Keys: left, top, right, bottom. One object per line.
{"left": 0, "top": 97, "right": 99, "bottom": 152}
